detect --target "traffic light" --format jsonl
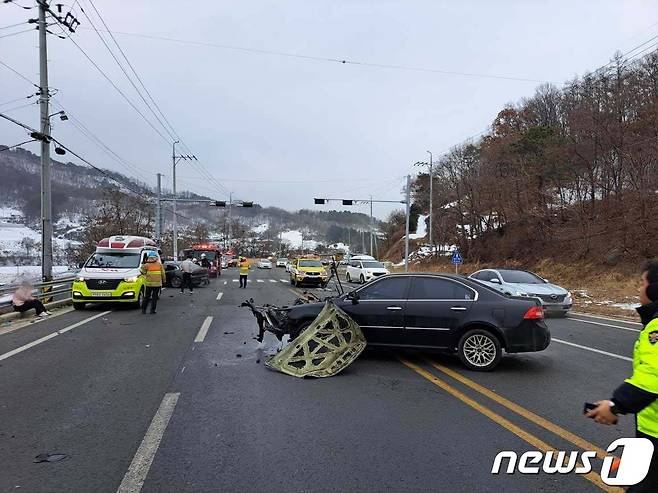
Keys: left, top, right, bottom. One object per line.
{"left": 342, "top": 199, "right": 353, "bottom": 206}
{"left": 314, "top": 198, "right": 326, "bottom": 205}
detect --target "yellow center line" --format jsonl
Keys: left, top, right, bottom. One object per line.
{"left": 426, "top": 359, "right": 609, "bottom": 460}
{"left": 398, "top": 356, "right": 621, "bottom": 493}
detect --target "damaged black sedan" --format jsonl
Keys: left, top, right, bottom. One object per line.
{"left": 246, "top": 273, "right": 551, "bottom": 371}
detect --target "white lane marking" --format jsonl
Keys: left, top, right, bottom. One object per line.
{"left": 180, "top": 366, "right": 186, "bottom": 373}
{"left": 570, "top": 311, "right": 642, "bottom": 326}
{"left": 566, "top": 317, "right": 640, "bottom": 333}
{"left": 223, "top": 280, "right": 227, "bottom": 285}
{"left": 194, "top": 316, "right": 213, "bottom": 343}
{"left": 257, "top": 280, "right": 264, "bottom": 283}
{"left": 232, "top": 279, "right": 239, "bottom": 283}
{"left": 116, "top": 392, "right": 180, "bottom": 493}
{"left": 216, "top": 292, "right": 223, "bottom": 301}
{"left": 552, "top": 338, "right": 632, "bottom": 362}
{"left": 269, "top": 279, "right": 278, "bottom": 283}
{"left": 0, "top": 310, "right": 111, "bottom": 362}
{"left": 0, "top": 306, "right": 75, "bottom": 336}
{"left": 280, "top": 279, "right": 288, "bottom": 283}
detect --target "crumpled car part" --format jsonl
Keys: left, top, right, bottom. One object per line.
{"left": 265, "top": 302, "right": 366, "bottom": 378}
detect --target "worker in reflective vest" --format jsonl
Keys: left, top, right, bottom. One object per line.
{"left": 238, "top": 257, "right": 250, "bottom": 288}
{"left": 588, "top": 260, "right": 658, "bottom": 492}
{"left": 140, "top": 251, "right": 166, "bottom": 314}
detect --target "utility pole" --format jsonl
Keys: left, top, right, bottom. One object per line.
{"left": 156, "top": 173, "right": 162, "bottom": 243}
{"left": 227, "top": 192, "right": 233, "bottom": 247}
{"left": 404, "top": 174, "right": 411, "bottom": 272}
{"left": 369, "top": 196, "right": 374, "bottom": 256}
{"left": 427, "top": 150, "right": 433, "bottom": 250}
{"left": 38, "top": 0, "right": 53, "bottom": 282}
{"left": 172, "top": 142, "right": 196, "bottom": 259}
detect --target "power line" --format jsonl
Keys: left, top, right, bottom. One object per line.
{"left": 80, "top": 27, "right": 554, "bottom": 84}
{"left": 0, "top": 59, "right": 40, "bottom": 89}
{"left": 0, "top": 21, "right": 28, "bottom": 30}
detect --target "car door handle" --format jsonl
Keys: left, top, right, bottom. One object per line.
{"left": 450, "top": 306, "right": 467, "bottom": 311}
{"left": 386, "top": 306, "right": 403, "bottom": 311}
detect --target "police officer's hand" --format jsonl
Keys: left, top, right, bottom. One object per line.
{"left": 586, "top": 401, "right": 618, "bottom": 425}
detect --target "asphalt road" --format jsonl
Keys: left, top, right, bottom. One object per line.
{"left": 0, "top": 267, "right": 645, "bottom": 492}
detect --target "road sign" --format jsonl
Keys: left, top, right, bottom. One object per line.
{"left": 451, "top": 251, "right": 463, "bottom": 265}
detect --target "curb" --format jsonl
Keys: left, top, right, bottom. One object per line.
{"left": 0, "top": 299, "right": 72, "bottom": 323}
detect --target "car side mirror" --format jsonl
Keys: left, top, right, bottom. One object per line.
{"left": 347, "top": 290, "right": 359, "bottom": 304}
{"left": 490, "top": 278, "right": 501, "bottom": 284}
{"left": 543, "top": 278, "right": 549, "bottom": 283}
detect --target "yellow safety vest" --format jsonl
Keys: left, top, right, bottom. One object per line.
{"left": 626, "top": 318, "right": 658, "bottom": 437}
{"left": 239, "top": 262, "right": 249, "bottom": 275}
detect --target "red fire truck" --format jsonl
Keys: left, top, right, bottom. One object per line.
{"left": 182, "top": 243, "right": 222, "bottom": 277}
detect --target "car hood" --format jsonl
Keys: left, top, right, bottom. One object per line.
{"left": 507, "top": 282, "right": 568, "bottom": 295}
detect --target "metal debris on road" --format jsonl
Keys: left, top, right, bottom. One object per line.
{"left": 265, "top": 302, "right": 366, "bottom": 378}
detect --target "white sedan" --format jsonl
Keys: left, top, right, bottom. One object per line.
{"left": 257, "top": 259, "right": 273, "bottom": 269}
{"left": 345, "top": 259, "right": 389, "bottom": 283}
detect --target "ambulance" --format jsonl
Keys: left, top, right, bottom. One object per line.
{"left": 71, "top": 235, "right": 160, "bottom": 310}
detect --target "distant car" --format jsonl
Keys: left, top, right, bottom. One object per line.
{"left": 257, "top": 259, "right": 273, "bottom": 269}
{"left": 220, "top": 257, "right": 229, "bottom": 269}
{"left": 289, "top": 258, "right": 328, "bottom": 287}
{"left": 346, "top": 259, "right": 390, "bottom": 283}
{"left": 469, "top": 269, "right": 572, "bottom": 316}
{"left": 163, "top": 261, "right": 209, "bottom": 288}
{"left": 276, "top": 258, "right": 288, "bottom": 268}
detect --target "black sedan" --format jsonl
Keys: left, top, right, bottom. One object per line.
{"left": 260, "top": 273, "right": 550, "bottom": 371}
{"left": 163, "top": 261, "right": 209, "bottom": 288}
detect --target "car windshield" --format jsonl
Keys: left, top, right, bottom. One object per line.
{"left": 261, "top": 259, "right": 270, "bottom": 262}
{"left": 278, "top": 258, "right": 287, "bottom": 262}
{"left": 86, "top": 252, "right": 141, "bottom": 269}
{"left": 499, "top": 270, "right": 545, "bottom": 284}
{"left": 362, "top": 261, "right": 384, "bottom": 268}
{"left": 299, "top": 260, "right": 322, "bottom": 267}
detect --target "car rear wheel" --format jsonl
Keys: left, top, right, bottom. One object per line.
{"left": 457, "top": 329, "right": 501, "bottom": 371}
{"left": 171, "top": 276, "right": 182, "bottom": 288}
{"left": 73, "top": 302, "right": 86, "bottom": 310}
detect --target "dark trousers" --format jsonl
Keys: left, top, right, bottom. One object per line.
{"left": 239, "top": 274, "right": 248, "bottom": 288}
{"left": 181, "top": 273, "right": 193, "bottom": 292}
{"left": 13, "top": 299, "right": 46, "bottom": 315}
{"left": 142, "top": 287, "right": 160, "bottom": 313}
{"left": 627, "top": 430, "right": 658, "bottom": 492}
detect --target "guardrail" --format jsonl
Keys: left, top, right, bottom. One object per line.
{"left": 0, "top": 275, "right": 77, "bottom": 315}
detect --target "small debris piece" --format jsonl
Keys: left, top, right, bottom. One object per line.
{"left": 34, "top": 453, "right": 68, "bottom": 463}
{"left": 236, "top": 354, "right": 242, "bottom": 358}
{"left": 223, "top": 331, "right": 234, "bottom": 335}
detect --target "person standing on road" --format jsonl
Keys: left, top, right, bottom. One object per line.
{"left": 180, "top": 255, "right": 195, "bottom": 294}
{"left": 140, "top": 251, "right": 166, "bottom": 314}
{"left": 587, "top": 260, "right": 658, "bottom": 492}
{"left": 11, "top": 280, "right": 51, "bottom": 318}
{"left": 238, "top": 256, "right": 250, "bottom": 288}
{"left": 200, "top": 253, "right": 211, "bottom": 269}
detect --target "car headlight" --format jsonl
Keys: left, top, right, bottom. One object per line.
{"left": 514, "top": 291, "right": 528, "bottom": 297}
{"left": 565, "top": 291, "right": 573, "bottom": 302}
{"left": 124, "top": 276, "right": 139, "bottom": 283}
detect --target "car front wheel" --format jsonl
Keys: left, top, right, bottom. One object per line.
{"left": 346, "top": 272, "right": 351, "bottom": 283}
{"left": 457, "top": 329, "right": 502, "bottom": 371}
{"left": 73, "top": 302, "right": 86, "bottom": 310}
{"left": 360, "top": 274, "right": 365, "bottom": 284}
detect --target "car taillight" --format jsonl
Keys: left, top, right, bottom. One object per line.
{"left": 523, "top": 306, "right": 545, "bottom": 320}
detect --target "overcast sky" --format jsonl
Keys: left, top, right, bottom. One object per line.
{"left": 2, "top": 0, "right": 657, "bottom": 218}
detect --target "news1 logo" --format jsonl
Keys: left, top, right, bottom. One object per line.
{"left": 491, "top": 438, "right": 654, "bottom": 486}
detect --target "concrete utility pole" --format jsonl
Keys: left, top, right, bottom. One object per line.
{"left": 369, "top": 196, "right": 374, "bottom": 256}
{"left": 172, "top": 141, "right": 179, "bottom": 259}
{"left": 227, "top": 192, "right": 233, "bottom": 247}
{"left": 427, "top": 150, "right": 433, "bottom": 249}
{"left": 38, "top": 0, "right": 53, "bottom": 282}
{"left": 404, "top": 174, "right": 411, "bottom": 272}
{"left": 156, "top": 173, "right": 162, "bottom": 243}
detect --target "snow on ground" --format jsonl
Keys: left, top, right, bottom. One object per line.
{"left": 251, "top": 223, "right": 269, "bottom": 234}
{"left": 408, "top": 214, "right": 427, "bottom": 240}
{"left": 327, "top": 242, "right": 349, "bottom": 253}
{"left": 280, "top": 230, "right": 319, "bottom": 250}
{"left": 0, "top": 206, "right": 23, "bottom": 219}
{"left": 0, "top": 221, "right": 81, "bottom": 254}
{"left": 0, "top": 265, "right": 72, "bottom": 286}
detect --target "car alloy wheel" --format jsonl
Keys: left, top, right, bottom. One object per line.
{"left": 458, "top": 329, "right": 501, "bottom": 371}
{"left": 360, "top": 274, "right": 365, "bottom": 284}
{"left": 135, "top": 288, "right": 145, "bottom": 309}
{"left": 346, "top": 273, "right": 351, "bottom": 283}
{"left": 171, "top": 276, "right": 182, "bottom": 288}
